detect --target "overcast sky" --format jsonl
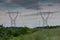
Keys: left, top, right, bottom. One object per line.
{"left": 0, "top": 0, "right": 60, "bottom": 28}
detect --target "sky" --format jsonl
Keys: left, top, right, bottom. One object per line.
{"left": 0, "top": 0, "right": 60, "bottom": 28}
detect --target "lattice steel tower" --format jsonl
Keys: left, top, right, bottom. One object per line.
{"left": 40, "top": 11, "right": 51, "bottom": 26}
{"left": 39, "top": 3, "right": 54, "bottom": 26}
{"left": 7, "top": 10, "right": 19, "bottom": 27}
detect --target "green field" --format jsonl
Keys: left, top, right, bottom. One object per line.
{"left": 9, "top": 28, "right": 60, "bottom": 40}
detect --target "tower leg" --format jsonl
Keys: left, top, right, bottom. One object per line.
{"left": 43, "top": 19, "right": 48, "bottom": 26}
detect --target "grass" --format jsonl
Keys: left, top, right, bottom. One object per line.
{"left": 9, "top": 28, "right": 60, "bottom": 40}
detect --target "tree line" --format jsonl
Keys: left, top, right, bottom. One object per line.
{"left": 0, "top": 24, "right": 60, "bottom": 40}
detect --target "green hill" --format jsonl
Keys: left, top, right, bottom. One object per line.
{"left": 10, "top": 28, "right": 60, "bottom": 40}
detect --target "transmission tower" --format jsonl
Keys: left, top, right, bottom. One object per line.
{"left": 38, "top": 2, "right": 54, "bottom": 26}
{"left": 40, "top": 11, "right": 51, "bottom": 26}
{"left": 7, "top": 10, "right": 19, "bottom": 27}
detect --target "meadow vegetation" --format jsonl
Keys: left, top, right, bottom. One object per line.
{"left": 0, "top": 25, "right": 60, "bottom": 40}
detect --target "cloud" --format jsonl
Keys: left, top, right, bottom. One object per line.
{"left": 0, "top": 0, "right": 60, "bottom": 10}
{"left": 11, "top": 0, "right": 40, "bottom": 10}
{"left": 8, "top": 0, "right": 60, "bottom": 10}
{"left": 0, "top": 0, "right": 11, "bottom": 3}
{"left": 23, "top": 12, "right": 56, "bottom": 17}
{"left": 4, "top": 0, "right": 12, "bottom": 3}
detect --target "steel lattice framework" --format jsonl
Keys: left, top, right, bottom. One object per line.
{"left": 7, "top": 10, "right": 19, "bottom": 27}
